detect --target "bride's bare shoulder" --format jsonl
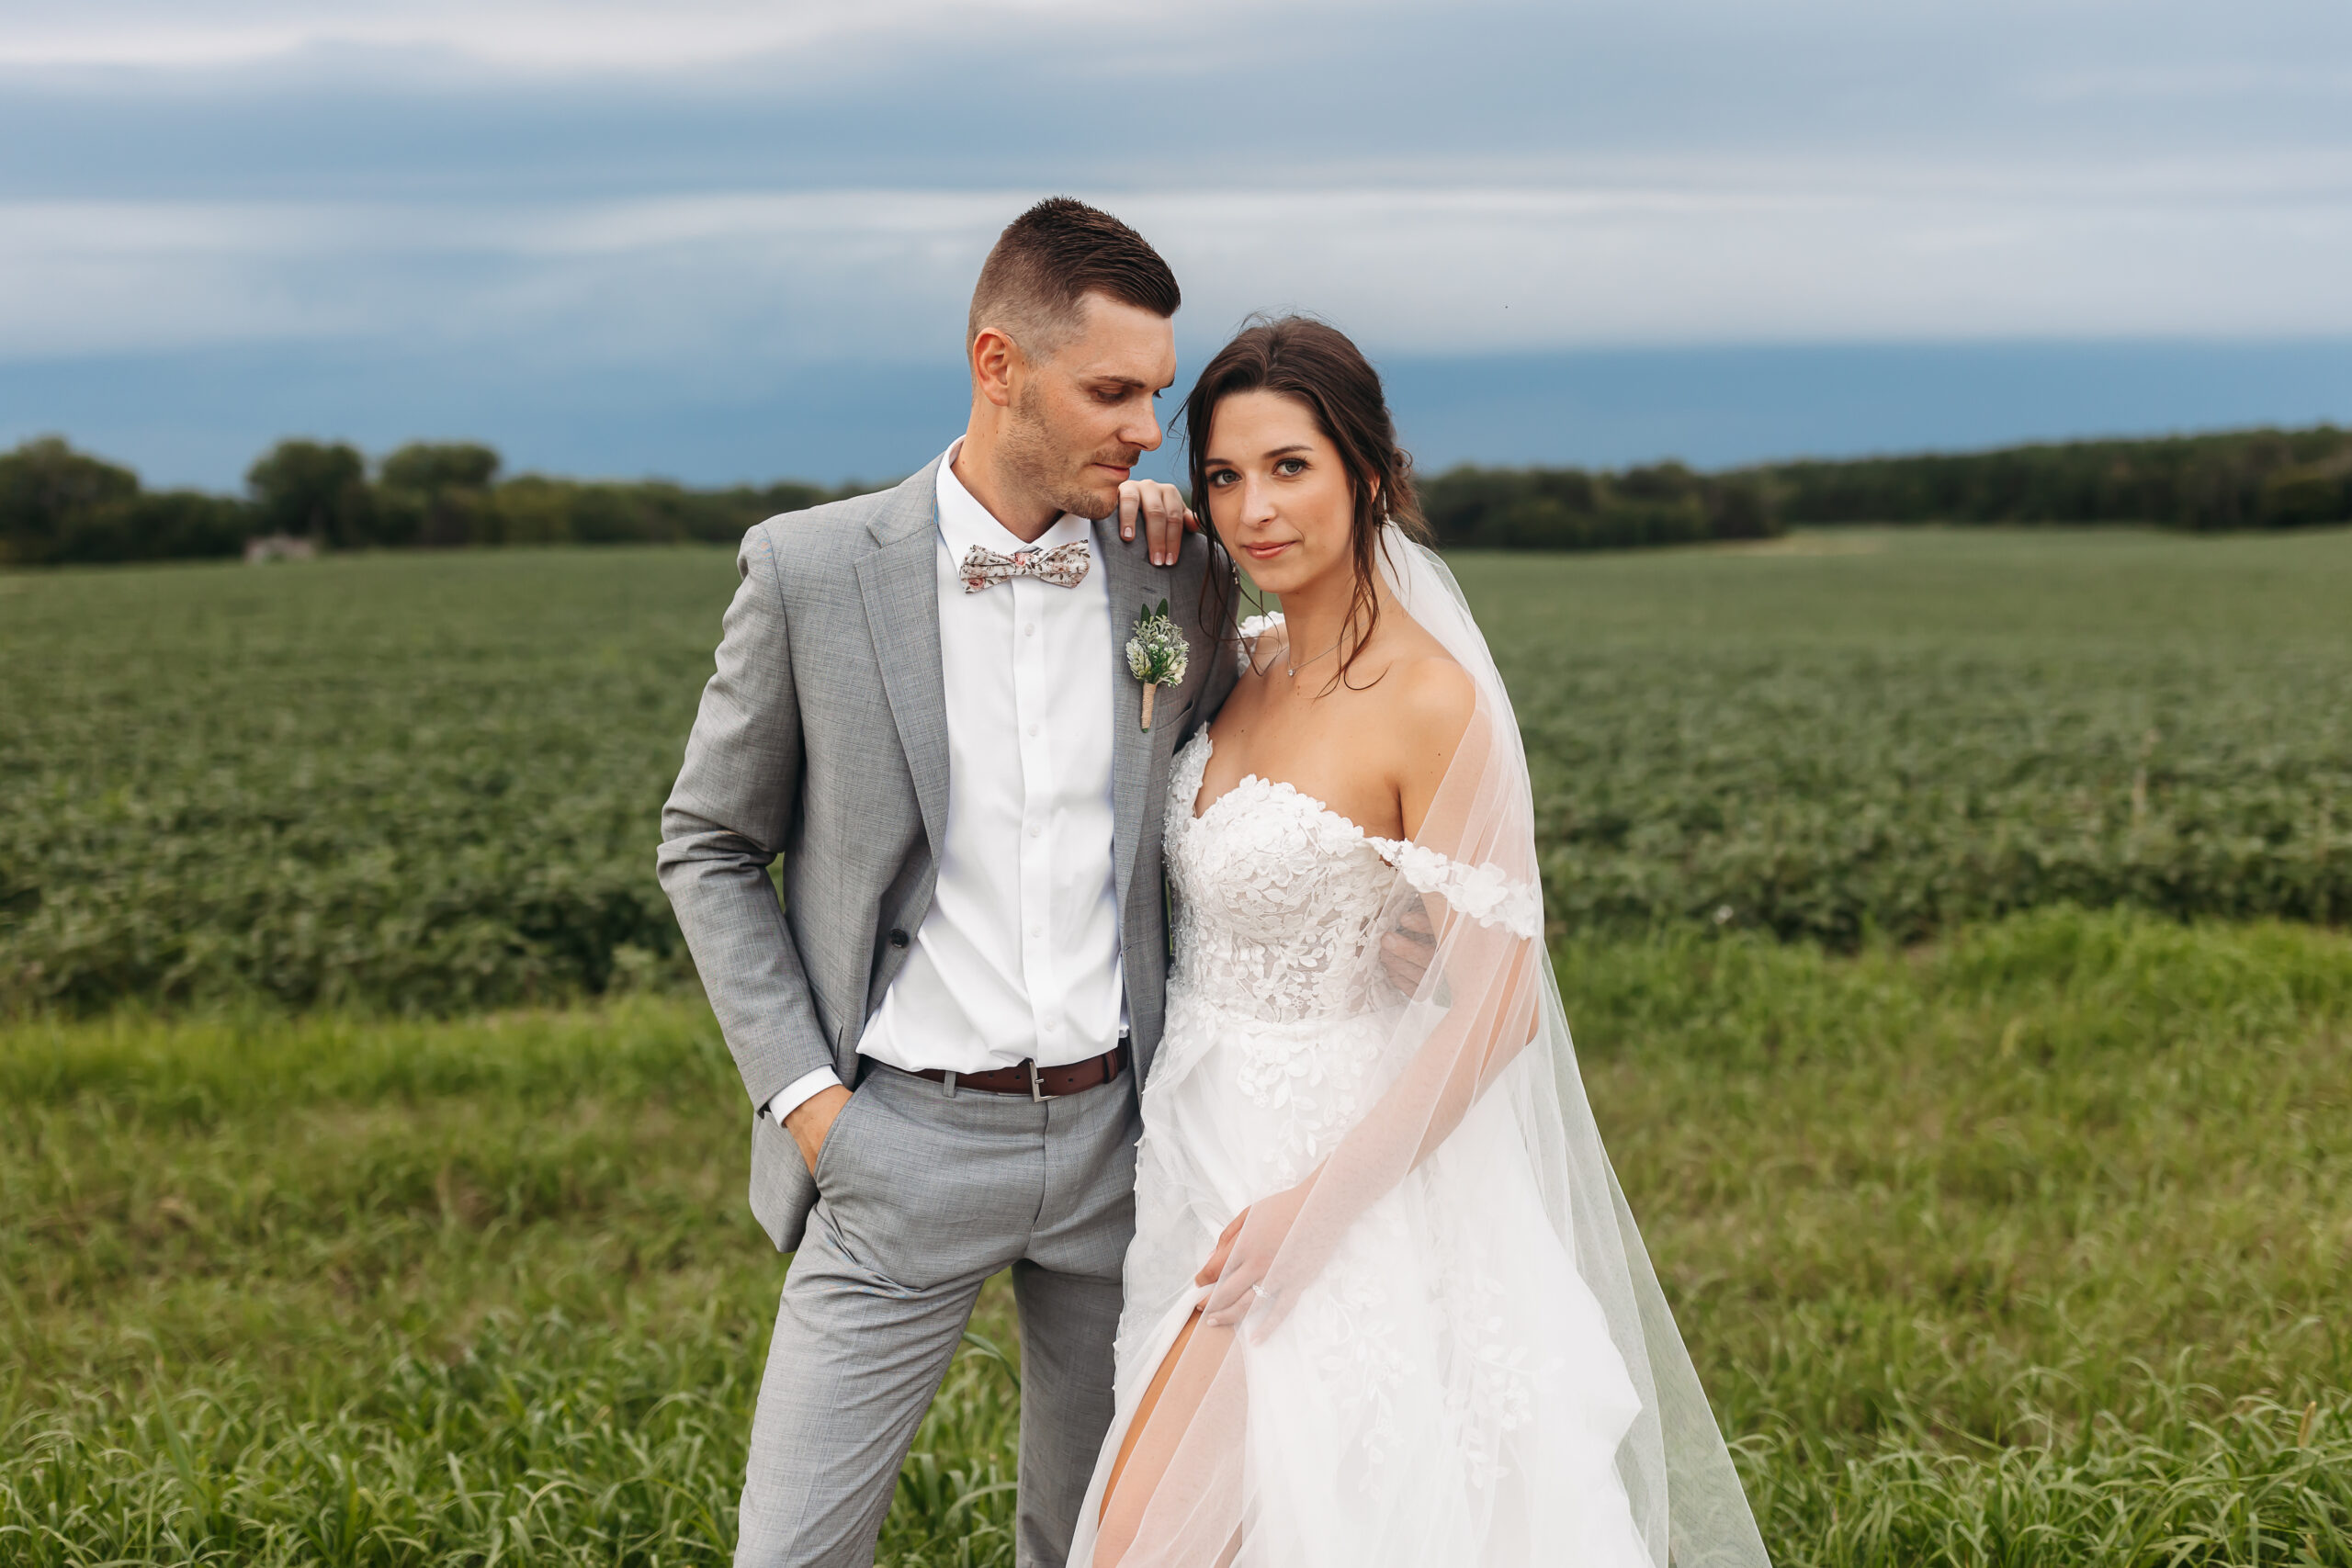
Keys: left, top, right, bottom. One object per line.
{"left": 1361, "top": 628, "right": 1475, "bottom": 782}
{"left": 1355, "top": 600, "right": 1473, "bottom": 752}
{"left": 1387, "top": 652, "right": 1476, "bottom": 748}
{"left": 1365, "top": 647, "right": 1476, "bottom": 838}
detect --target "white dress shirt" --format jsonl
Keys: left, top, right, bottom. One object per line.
{"left": 766, "top": 442, "right": 1126, "bottom": 1122}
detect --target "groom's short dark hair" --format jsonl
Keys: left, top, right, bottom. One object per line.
{"left": 968, "top": 197, "right": 1180, "bottom": 362}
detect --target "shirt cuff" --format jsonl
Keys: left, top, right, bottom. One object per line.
{"left": 765, "top": 1066, "right": 843, "bottom": 1125}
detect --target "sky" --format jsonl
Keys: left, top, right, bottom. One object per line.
{"left": 3, "top": 0, "right": 2349, "bottom": 488}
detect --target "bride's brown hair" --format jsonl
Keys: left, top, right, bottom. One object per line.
{"left": 1183, "top": 316, "right": 1432, "bottom": 688}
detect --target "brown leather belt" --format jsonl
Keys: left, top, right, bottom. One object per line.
{"left": 910, "top": 1043, "right": 1128, "bottom": 1100}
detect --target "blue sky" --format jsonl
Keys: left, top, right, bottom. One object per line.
{"left": 3, "top": 0, "right": 2348, "bottom": 488}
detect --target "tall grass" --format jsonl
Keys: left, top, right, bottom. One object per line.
{"left": 5, "top": 908, "right": 2348, "bottom": 1563}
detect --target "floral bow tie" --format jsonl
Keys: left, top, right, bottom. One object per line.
{"left": 959, "top": 541, "right": 1091, "bottom": 593}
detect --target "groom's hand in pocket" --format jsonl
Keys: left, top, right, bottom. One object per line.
{"left": 1116, "top": 479, "right": 1200, "bottom": 569}
{"left": 785, "top": 1084, "right": 854, "bottom": 1178}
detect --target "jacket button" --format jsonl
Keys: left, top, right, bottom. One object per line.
{"left": 888, "top": 928, "right": 910, "bottom": 949}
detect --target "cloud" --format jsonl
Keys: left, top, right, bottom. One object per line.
{"left": 7, "top": 163, "right": 2348, "bottom": 366}
{"left": 0, "top": 0, "right": 1107, "bottom": 73}
{"left": 3, "top": 0, "right": 2346, "bottom": 481}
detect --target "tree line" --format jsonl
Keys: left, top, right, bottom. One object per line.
{"left": 0, "top": 436, "right": 862, "bottom": 568}
{"left": 1419, "top": 461, "right": 1778, "bottom": 550}
{"left": 1753, "top": 424, "right": 2352, "bottom": 534}
{"left": 1420, "top": 424, "right": 2352, "bottom": 548}
{"left": 4, "top": 423, "right": 2348, "bottom": 568}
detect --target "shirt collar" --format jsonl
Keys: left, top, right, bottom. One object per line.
{"left": 935, "top": 439, "right": 1094, "bottom": 561}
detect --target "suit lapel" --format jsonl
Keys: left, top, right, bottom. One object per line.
{"left": 856, "top": 462, "right": 951, "bottom": 861}
{"left": 1096, "top": 518, "right": 1165, "bottom": 922}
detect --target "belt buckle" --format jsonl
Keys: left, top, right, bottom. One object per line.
{"left": 1027, "top": 1059, "right": 1052, "bottom": 1101}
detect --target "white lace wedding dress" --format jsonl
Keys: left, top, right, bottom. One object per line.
{"left": 1066, "top": 726, "right": 1656, "bottom": 1566}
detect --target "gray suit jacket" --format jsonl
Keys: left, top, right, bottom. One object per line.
{"left": 658, "top": 457, "right": 1238, "bottom": 1252}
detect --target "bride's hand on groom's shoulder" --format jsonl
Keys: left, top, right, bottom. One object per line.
{"left": 1115, "top": 479, "right": 1201, "bottom": 569}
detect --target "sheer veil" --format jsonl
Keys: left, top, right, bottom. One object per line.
{"left": 1096, "top": 525, "right": 1770, "bottom": 1566}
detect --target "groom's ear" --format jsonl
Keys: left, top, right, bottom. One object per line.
{"left": 970, "top": 326, "right": 1024, "bottom": 409}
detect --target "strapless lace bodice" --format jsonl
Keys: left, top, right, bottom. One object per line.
{"left": 1163, "top": 732, "right": 1540, "bottom": 1026}
{"left": 1164, "top": 732, "right": 1407, "bottom": 1024}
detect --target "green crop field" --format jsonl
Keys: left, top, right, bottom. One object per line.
{"left": 4, "top": 527, "right": 2351, "bottom": 1565}
{"left": 1481, "top": 528, "right": 2352, "bottom": 943}
{"left": 5, "top": 528, "right": 2349, "bottom": 1013}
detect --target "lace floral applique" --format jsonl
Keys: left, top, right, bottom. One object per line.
{"left": 1304, "top": 1231, "right": 1417, "bottom": 1487}
{"left": 1164, "top": 738, "right": 1398, "bottom": 1028}
{"left": 1417, "top": 1211, "right": 1560, "bottom": 1492}
{"left": 1230, "top": 1011, "right": 1383, "bottom": 1184}
{"left": 1236, "top": 612, "right": 1285, "bottom": 671}
{"left": 1438, "top": 1270, "right": 1543, "bottom": 1489}
{"left": 1368, "top": 839, "right": 1544, "bottom": 942}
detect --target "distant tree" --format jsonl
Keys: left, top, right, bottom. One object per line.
{"left": 479, "top": 472, "right": 860, "bottom": 550}
{"left": 1419, "top": 460, "right": 1771, "bottom": 551}
{"left": 379, "top": 442, "right": 500, "bottom": 493}
{"left": 2258, "top": 451, "right": 2352, "bottom": 527}
{"left": 487, "top": 475, "right": 580, "bottom": 546}
{"left": 379, "top": 442, "right": 502, "bottom": 547}
{"left": 1613, "top": 460, "right": 1699, "bottom": 502}
{"left": 1422, "top": 466, "right": 1600, "bottom": 548}
{"left": 247, "top": 439, "right": 372, "bottom": 547}
{"left": 44, "top": 491, "right": 250, "bottom": 565}
{"left": 1703, "top": 475, "right": 1773, "bottom": 539}
{"left": 0, "top": 436, "right": 140, "bottom": 566}
{"left": 113, "top": 492, "right": 253, "bottom": 561}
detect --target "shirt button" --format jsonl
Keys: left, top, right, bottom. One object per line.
{"left": 1031, "top": 927, "right": 1043, "bottom": 939}
{"left": 1023, "top": 623, "right": 1036, "bottom": 637}
{"left": 1027, "top": 724, "right": 1039, "bottom": 737}
{"left": 1029, "top": 826, "right": 1041, "bottom": 839}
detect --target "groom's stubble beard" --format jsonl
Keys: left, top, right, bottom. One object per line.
{"left": 999, "top": 375, "right": 1142, "bottom": 523}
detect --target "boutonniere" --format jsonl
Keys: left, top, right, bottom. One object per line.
{"left": 1125, "top": 599, "right": 1190, "bottom": 731}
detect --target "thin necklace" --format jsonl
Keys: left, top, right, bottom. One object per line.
{"left": 1285, "top": 636, "right": 1344, "bottom": 678}
{"left": 1250, "top": 629, "right": 1346, "bottom": 680}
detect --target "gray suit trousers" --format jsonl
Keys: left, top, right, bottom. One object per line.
{"left": 736, "top": 1062, "right": 1140, "bottom": 1568}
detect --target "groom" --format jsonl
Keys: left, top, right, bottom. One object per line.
{"left": 658, "top": 198, "right": 1236, "bottom": 1568}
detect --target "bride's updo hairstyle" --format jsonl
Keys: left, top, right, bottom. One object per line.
{"left": 1183, "top": 316, "right": 1433, "bottom": 687}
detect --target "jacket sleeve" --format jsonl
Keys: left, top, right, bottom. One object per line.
{"left": 657, "top": 524, "right": 834, "bottom": 1111}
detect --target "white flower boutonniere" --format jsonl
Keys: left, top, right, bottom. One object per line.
{"left": 1125, "top": 599, "right": 1190, "bottom": 731}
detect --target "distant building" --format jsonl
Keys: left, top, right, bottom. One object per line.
{"left": 243, "top": 534, "right": 318, "bottom": 564}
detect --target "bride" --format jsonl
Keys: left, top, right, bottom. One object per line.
{"left": 1067, "top": 318, "right": 1769, "bottom": 1568}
